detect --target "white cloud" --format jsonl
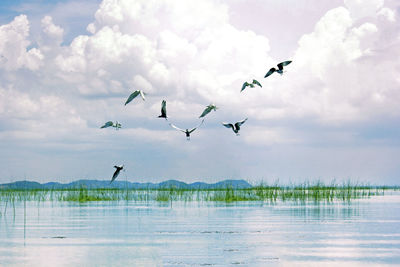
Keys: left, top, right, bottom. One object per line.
{"left": 48, "top": 0, "right": 399, "bottom": 128}
{"left": 2, "top": 0, "right": 399, "bottom": 135}
{"left": 0, "top": 86, "right": 40, "bottom": 118}
{"left": 131, "top": 75, "right": 154, "bottom": 93}
{"left": 286, "top": 2, "right": 400, "bottom": 123}
{"left": 116, "top": 127, "right": 177, "bottom": 144}
{"left": 93, "top": 0, "right": 229, "bottom": 38}
{"left": 55, "top": 35, "right": 89, "bottom": 73}
{"left": 0, "top": 15, "right": 43, "bottom": 71}
{"left": 46, "top": 0, "right": 274, "bottom": 118}
{"left": 344, "top": 0, "right": 384, "bottom": 20}
{"left": 0, "top": 86, "right": 87, "bottom": 142}
{"left": 244, "top": 127, "right": 300, "bottom": 146}
{"left": 295, "top": 7, "right": 355, "bottom": 78}
{"left": 86, "top": 23, "right": 96, "bottom": 34}
{"left": 40, "top": 16, "right": 64, "bottom": 48}
{"left": 0, "top": 0, "right": 400, "bottom": 182}
{"left": 377, "top": 7, "right": 396, "bottom": 22}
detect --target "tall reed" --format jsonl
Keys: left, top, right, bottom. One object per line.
{"left": 0, "top": 182, "right": 394, "bottom": 203}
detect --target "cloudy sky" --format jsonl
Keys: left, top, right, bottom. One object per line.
{"left": 0, "top": 0, "right": 399, "bottom": 185}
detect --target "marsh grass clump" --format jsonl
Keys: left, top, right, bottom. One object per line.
{"left": 155, "top": 189, "right": 171, "bottom": 202}
{"left": 59, "top": 188, "right": 116, "bottom": 202}
{"left": 0, "top": 181, "right": 393, "bottom": 204}
{"left": 207, "top": 187, "right": 259, "bottom": 202}
{"left": 249, "top": 180, "right": 387, "bottom": 203}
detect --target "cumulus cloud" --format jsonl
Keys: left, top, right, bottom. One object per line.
{"left": 286, "top": 2, "right": 400, "bottom": 123}
{"left": 46, "top": 0, "right": 399, "bottom": 127}
{"left": 40, "top": 16, "right": 64, "bottom": 48}
{"left": 0, "top": 0, "right": 399, "bottom": 182}
{"left": 377, "top": 7, "right": 396, "bottom": 21}
{"left": 0, "top": 15, "right": 43, "bottom": 71}
{"left": 344, "top": 0, "right": 384, "bottom": 19}
{"left": 2, "top": 0, "right": 399, "bottom": 128}
{"left": 0, "top": 86, "right": 86, "bottom": 139}
{"left": 43, "top": 0, "right": 275, "bottom": 129}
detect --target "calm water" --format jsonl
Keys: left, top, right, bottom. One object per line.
{"left": 1, "top": 193, "right": 400, "bottom": 266}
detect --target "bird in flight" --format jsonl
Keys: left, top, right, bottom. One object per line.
{"left": 222, "top": 118, "right": 248, "bottom": 135}
{"left": 264, "top": 61, "right": 292, "bottom": 78}
{"left": 100, "top": 121, "right": 122, "bottom": 130}
{"left": 241, "top": 79, "right": 262, "bottom": 92}
{"left": 125, "top": 90, "right": 146, "bottom": 105}
{"left": 158, "top": 100, "right": 167, "bottom": 119}
{"left": 169, "top": 119, "right": 205, "bottom": 140}
{"left": 199, "top": 104, "right": 218, "bottom": 118}
{"left": 110, "top": 165, "right": 124, "bottom": 184}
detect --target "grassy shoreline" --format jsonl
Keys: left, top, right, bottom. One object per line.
{"left": 0, "top": 183, "right": 397, "bottom": 203}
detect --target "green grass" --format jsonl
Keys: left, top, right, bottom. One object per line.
{"left": 0, "top": 181, "right": 396, "bottom": 204}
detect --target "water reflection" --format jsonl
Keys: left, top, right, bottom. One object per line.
{"left": 283, "top": 202, "right": 361, "bottom": 220}
{"left": 0, "top": 194, "right": 399, "bottom": 266}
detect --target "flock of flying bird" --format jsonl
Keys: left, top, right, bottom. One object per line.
{"left": 101, "top": 60, "right": 292, "bottom": 182}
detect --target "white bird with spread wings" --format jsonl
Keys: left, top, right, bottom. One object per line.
{"left": 169, "top": 119, "right": 205, "bottom": 140}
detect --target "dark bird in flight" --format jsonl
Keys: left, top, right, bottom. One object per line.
{"left": 199, "top": 104, "right": 218, "bottom": 118}
{"left": 264, "top": 61, "right": 292, "bottom": 78}
{"left": 222, "top": 118, "right": 248, "bottom": 135}
{"left": 158, "top": 100, "right": 167, "bottom": 119}
{"left": 169, "top": 119, "right": 205, "bottom": 140}
{"left": 241, "top": 79, "right": 262, "bottom": 92}
{"left": 100, "top": 121, "right": 122, "bottom": 130}
{"left": 125, "top": 90, "right": 146, "bottom": 105}
{"left": 110, "top": 165, "right": 124, "bottom": 184}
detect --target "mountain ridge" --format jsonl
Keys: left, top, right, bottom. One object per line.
{"left": 0, "top": 179, "right": 252, "bottom": 190}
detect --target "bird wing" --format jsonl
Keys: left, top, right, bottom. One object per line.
{"left": 264, "top": 68, "right": 276, "bottom": 78}
{"left": 124, "top": 91, "right": 140, "bottom": 105}
{"left": 100, "top": 121, "right": 114, "bottom": 128}
{"left": 139, "top": 90, "right": 146, "bottom": 101}
{"left": 236, "top": 118, "right": 248, "bottom": 127}
{"left": 111, "top": 171, "right": 119, "bottom": 182}
{"left": 277, "top": 60, "right": 292, "bottom": 70}
{"left": 241, "top": 82, "right": 249, "bottom": 92}
{"left": 222, "top": 122, "right": 234, "bottom": 130}
{"left": 160, "top": 100, "right": 167, "bottom": 117}
{"left": 189, "top": 119, "right": 204, "bottom": 133}
{"left": 169, "top": 122, "right": 185, "bottom": 133}
{"left": 199, "top": 106, "right": 211, "bottom": 118}
{"left": 252, "top": 79, "right": 262, "bottom": 87}
{"left": 111, "top": 169, "right": 120, "bottom": 183}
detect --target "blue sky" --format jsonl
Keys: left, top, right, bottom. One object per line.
{"left": 0, "top": 0, "right": 100, "bottom": 45}
{"left": 0, "top": 0, "right": 399, "bottom": 185}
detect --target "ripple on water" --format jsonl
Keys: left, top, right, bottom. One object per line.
{"left": 0, "top": 196, "right": 399, "bottom": 266}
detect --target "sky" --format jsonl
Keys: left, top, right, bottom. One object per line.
{"left": 0, "top": 0, "right": 399, "bottom": 185}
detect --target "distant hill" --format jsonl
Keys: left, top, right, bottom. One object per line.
{"left": 0, "top": 179, "right": 252, "bottom": 190}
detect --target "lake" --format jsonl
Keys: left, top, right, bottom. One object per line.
{"left": 1, "top": 193, "right": 400, "bottom": 266}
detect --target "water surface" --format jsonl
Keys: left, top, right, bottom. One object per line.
{"left": 1, "top": 193, "right": 400, "bottom": 266}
